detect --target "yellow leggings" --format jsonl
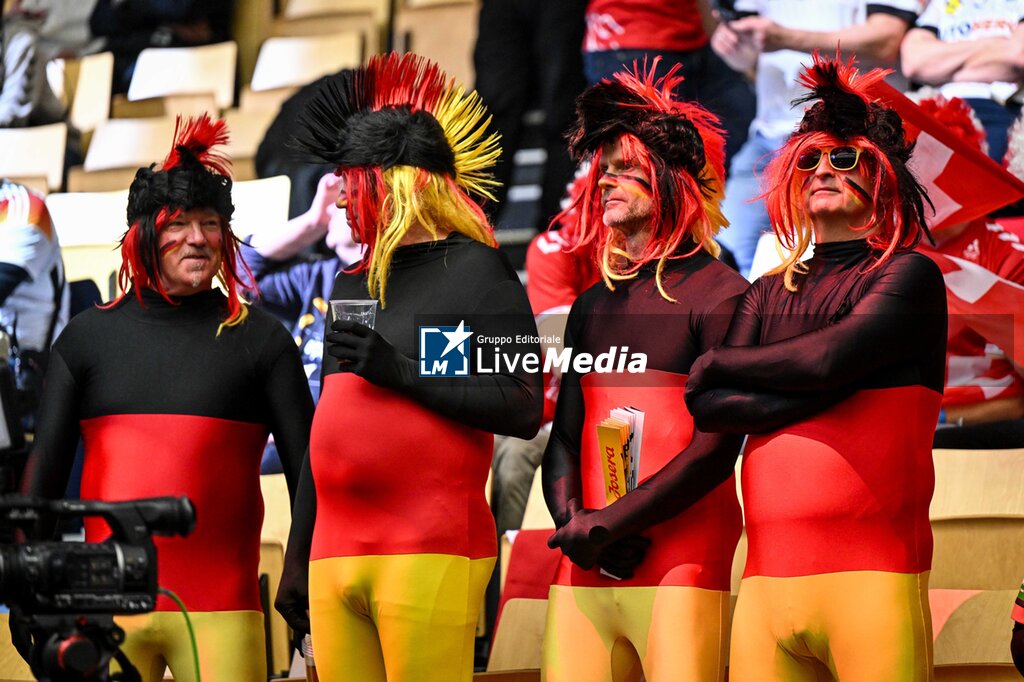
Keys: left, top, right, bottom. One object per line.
{"left": 114, "top": 610, "right": 265, "bottom": 682}
{"left": 309, "top": 553, "right": 495, "bottom": 682}
{"left": 729, "top": 571, "right": 933, "bottom": 681}
{"left": 542, "top": 584, "right": 731, "bottom": 682}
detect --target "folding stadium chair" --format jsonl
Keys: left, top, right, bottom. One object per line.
{"left": 66, "top": 51, "right": 114, "bottom": 135}
{"left": 240, "top": 32, "right": 363, "bottom": 113}
{"left": 232, "top": 175, "right": 291, "bottom": 239}
{"left": 124, "top": 42, "right": 238, "bottom": 117}
{"left": 273, "top": 0, "right": 387, "bottom": 55}
{"left": 260, "top": 473, "right": 293, "bottom": 678}
{"left": 928, "top": 448, "right": 1024, "bottom": 678}
{"left": 0, "top": 123, "right": 68, "bottom": 193}
{"left": 223, "top": 108, "right": 278, "bottom": 181}
{"left": 392, "top": 0, "right": 480, "bottom": 85}
{"left": 45, "top": 189, "right": 128, "bottom": 301}
{"left": 68, "top": 117, "right": 178, "bottom": 192}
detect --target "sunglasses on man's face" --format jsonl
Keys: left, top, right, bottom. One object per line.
{"left": 796, "top": 146, "right": 863, "bottom": 172}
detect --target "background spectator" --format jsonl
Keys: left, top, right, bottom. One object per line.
{"left": 473, "top": 0, "right": 588, "bottom": 231}
{"left": 88, "top": 0, "right": 233, "bottom": 94}
{"left": 901, "top": 0, "right": 1024, "bottom": 164}
{"left": 0, "top": 178, "right": 68, "bottom": 426}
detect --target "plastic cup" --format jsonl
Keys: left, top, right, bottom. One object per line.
{"left": 303, "top": 634, "right": 318, "bottom": 680}
{"left": 329, "top": 299, "right": 378, "bottom": 329}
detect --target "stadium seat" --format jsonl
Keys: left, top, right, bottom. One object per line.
{"left": 241, "top": 32, "right": 363, "bottom": 114}
{"left": 0, "top": 123, "right": 68, "bottom": 193}
{"left": 125, "top": 42, "right": 238, "bottom": 116}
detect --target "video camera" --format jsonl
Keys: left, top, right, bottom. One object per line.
{"left": 0, "top": 496, "right": 195, "bottom": 681}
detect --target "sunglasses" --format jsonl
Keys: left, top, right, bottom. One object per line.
{"left": 796, "top": 146, "right": 863, "bottom": 172}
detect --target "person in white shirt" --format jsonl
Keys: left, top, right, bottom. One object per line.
{"left": 901, "top": 0, "right": 1024, "bottom": 164}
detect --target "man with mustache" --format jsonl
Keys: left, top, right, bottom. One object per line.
{"left": 540, "top": 60, "right": 748, "bottom": 681}
{"left": 686, "top": 52, "right": 947, "bottom": 680}
{"left": 18, "top": 115, "right": 314, "bottom": 682}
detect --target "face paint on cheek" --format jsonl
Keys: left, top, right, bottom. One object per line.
{"left": 159, "top": 239, "right": 182, "bottom": 256}
{"left": 842, "top": 177, "right": 872, "bottom": 205}
{"left": 617, "top": 176, "right": 652, "bottom": 198}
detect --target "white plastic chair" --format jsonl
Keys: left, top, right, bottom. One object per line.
{"left": 250, "top": 32, "right": 362, "bottom": 93}
{"left": 45, "top": 190, "right": 128, "bottom": 299}
{"left": 127, "top": 41, "right": 238, "bottom": 112}
{"left": 0, "top": 123, "right": 68, "bottom": 192}
{"left": 68, "top": 51, "right": 114, "bottom": 133}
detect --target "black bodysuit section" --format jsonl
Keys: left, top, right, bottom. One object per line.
{"left": 23, "top": 288, "right": 314, "bottom": 500}
{"left": 323, "top": 232, "right": 543, "bottom": 437}
{"left": 686, "top": 240, "right": 948, "bottom": 433}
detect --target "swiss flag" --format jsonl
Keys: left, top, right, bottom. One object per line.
{"left": 921, "top": 248, "right": 1024, "bottom": 367}
{"left": 864, "top": 81, "right": 1024, "bottom": 229}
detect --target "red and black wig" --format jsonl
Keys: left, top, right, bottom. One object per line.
{"left": 113, "top": 114, "right": 254, "bottom": 331}
{"left": 292, "top": 52, "right": 500, "bottom": 306}
{"left": 560, "top": 58, "right": 728, "bottom": 302}
{"left": 763, "top": 51, "right": 932, "bottom": 290}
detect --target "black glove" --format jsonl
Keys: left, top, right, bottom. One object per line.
{"left": 8, "top": 607, "right": 34, "bottom": 664}
{"left": 326, "top": 320, "right": 415, "bottom": 389}
{"left": 274, "top": 561, "right": 310, "bottom": 638}
{"left": 547, "top": 498, "right": 610, "bottom": 571}
{"left": 596, "top": 535, "right": 652, "bottom": 580}
{"left": 1012, "top": 622, "right": 1024, "bottom": 676}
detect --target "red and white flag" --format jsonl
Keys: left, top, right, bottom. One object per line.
{"left": 922, "top": 248, "right": 1024, "bottom": 368}
{"left": 859, "top": 81, "right": 1024, "bottom": 368}
{"left": 864, "top": 81, "right": 1024, "bottom": 229}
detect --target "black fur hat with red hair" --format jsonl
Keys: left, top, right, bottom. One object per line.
{"left": 127, "top": 114, "right": 234, "bottom": 227}
{"left": 567, "top": 59, "right": 723, "bottom": 189}
{"left": 792, "top": 51, "right": 930, "bottom": 240}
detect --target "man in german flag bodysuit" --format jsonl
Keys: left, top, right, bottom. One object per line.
{"left": 686, "top": 52, "right": 946, "bottom": 680}
{"left": 274, "top": 53, "right": 543, "bottom": 682}
{"left": 540, "top": 61, "right": 748, "bottom": 682}
{"left": 19, "top": 116, "right": 314, "bottom": 681}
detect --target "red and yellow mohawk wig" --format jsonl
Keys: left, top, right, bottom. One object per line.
{"left": 763, "top": 51, "right": 932, "bottom": 290}
{"left": 294, "top": 52, "right": 501, "bottom": 306}
{"left": 561, "top": 58, "right": 728, "bottom": 302}
{"left": 116, "top": 114, "right": 253, "bottom": 332}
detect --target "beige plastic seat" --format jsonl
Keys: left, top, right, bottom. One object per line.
{"left": 260, "top": 473, "right": 292, "bottom": 677}
{"left": 0, "top": 123, "right": 68, "bottom": 193}
{"left": 223, "top": 108, "right": 278, "bottom": 180}
{"left": 928, "top": 449, "right": 1024, "bottom": 678}
{"left": 126, "top": 41, "right": 238, "bottom": 115}
{"left": 276, "top": 0, "right": 387, "bottom": 52}
{"left": 67, "top": 51, "right": 115, "bottom": 134}
{"left": 241, "top": 32, "right": 362, "bottom": 113}
{"left": 393, "top": 1, "right": 480, "bottom": 85}
{"left": 405, "top": 0, "right": 475, "bottom": 7}
{"left": 930, "top": 448, "right": 1024, "bottom": 591}
{"left": 0, "top": 614, "right": 33, "bottom": 680}
{"left": 69, "top": 117, "right": 178, "bottom": 192}
{"left": 45, "top": 189, "right": 128, "bottom": 300}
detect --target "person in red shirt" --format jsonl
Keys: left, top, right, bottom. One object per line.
{"left": 910, "top": 94, "right": 1024, "bottom": 442}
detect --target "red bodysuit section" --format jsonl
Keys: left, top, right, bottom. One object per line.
{"left": 310, "top": 373, "right": 496, "bottom": 560}
{"left": 743, "top": 386, "right": 941, "bottom": 579}
{"left": 79, "top": 414, "right": 270, "bottom": 612}
{"left": 555, "top": 370, "right": 741, "bottom": 589}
